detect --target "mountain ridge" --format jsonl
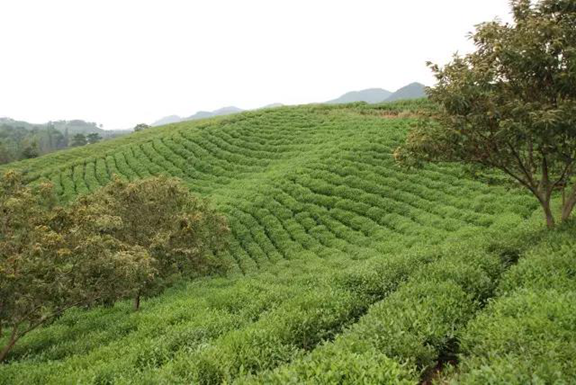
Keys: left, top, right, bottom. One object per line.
{"left": 326, "top": 88, "right": 393, "bottom": 104}
{"left": 385, "top": 82, "right": 427, "bottom": 102}
{"left": 326, "top": 82, "right": 426, "bottom": 105}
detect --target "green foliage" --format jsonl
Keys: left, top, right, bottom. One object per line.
{"left": 238, "top": 342, "right": 417, "bottom": 385}
{"left": 0, "top": 102, "right": 568, "bottom": 383}
{"left": 70, "top": 133, "right": 88, "bottom": 147}
{"left": 454, "top": 226, "right": 576, "bottom": 383}
{"left": 396, "top": 0, "right": 576, "bottom": 228}
{"left": 0, "top": 124, "right": 65, "bottom": 164}
{"left": 86, "top": 133, "right": 102, "bottom": 144}
{"left": 0, "top": 171, "right": 154, "bottom": 362}
{"left": 83, "top": 177, "right": 230, "bottom": 308}
{"left": 235, "top": 243, "right": 509, "bottom": 384}
{"left": 134, "top": 123, "right": 151, "bottom": 132}
{"left": 457, "top": 290, "right": 576, "bottom": 384}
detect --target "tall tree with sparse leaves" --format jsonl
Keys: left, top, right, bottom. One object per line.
{"left": 395, "top": 0, "right": 576, "bottom": 228}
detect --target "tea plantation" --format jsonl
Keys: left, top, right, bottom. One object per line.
{"left": 1, "top": 101, "right": 574, "bottom": 384}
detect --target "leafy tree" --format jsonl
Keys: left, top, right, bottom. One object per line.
{"left": 20, "top": 141, "right": 39, "bottom": 159}
{"left": 133, "top": 123, "right": 150, "bottom": 132}
{"left": 395, "top": 0, "right": 576, "bottom": 228}
{"left": 86, "top": 133, "right": 102, "bottom": 144}
{"left": 0, "top": 143, "right": 13, "bottom": 164}
{"left": 63, "top": 127, "right": 69, "bottom": 145}
{"left": 81, "top": 176, "right": 230, "bottom": 310}
{"left": 39, "top": 126, "right": 67, "bottom": 153}
{"left": 70, "top": 133, "right": 87, "bottom": 147}
{"left": 0, "top": 171, "right": 155, "bottom": 362}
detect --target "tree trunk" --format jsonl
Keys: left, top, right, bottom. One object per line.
{"left": 541, "top": 197, "right": 556, "bottom": 229}
{"left": 561, "top": 188, "right": 576, "bottom": 222}
{"left": 133, "top": 293, "right": 141, "bottom": 311}
{"left": 0, "top": 327, "right": 19, "bottom": 363}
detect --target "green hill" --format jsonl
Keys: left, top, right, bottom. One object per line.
{"left": 1, "top": 100, "right": 574, "bottom": 384}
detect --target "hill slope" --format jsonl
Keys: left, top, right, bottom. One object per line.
{"left": 2, "top": 101, "right": 573, "bottom": 384}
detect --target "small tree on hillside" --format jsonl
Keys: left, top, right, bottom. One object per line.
{"left": 70, "top": 133, "right": 87, "bottom": 147}
{"left": 395, "top": 0, "right": 576, "bottom": 228}
{"left": 84, "top": 177, "right": 230, "bottom": 310}
{"left": 0, "top": 143, "right": 13, "bottom": 164}
{"left": 86, "top": 133, "right": 102, "bottom": 144}
{"left": 0, "top": 171, "right": 154, "bottom": 362}
{"left": 20, "top": 141, "right": 39, "bottom": 159}
{"left": 133, "top": 123, "right": 150, "bottom": 132}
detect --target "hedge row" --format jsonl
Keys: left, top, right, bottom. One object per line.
{"left": 236, "top": 243, "right": 508, "bottom": 384}
{"left": 455, "top": 228, "right": 576, "bottom": 384}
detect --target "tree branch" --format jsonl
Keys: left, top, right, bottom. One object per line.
{"left": 507, "top": 142, "right": 538, "bottom": 189}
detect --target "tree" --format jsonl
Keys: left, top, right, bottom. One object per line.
{"left": 0, "top": 171, "right": 154, "bottom": 362}
{"left": 63, "top": 127, "right": 69, "bottom": 146}
{"left": 395, "top": 0, "right": 576, "bottom": 228}
{"left": 70, "top": 133, "right": 87, "bottom": 147}
{"left": 20, "top": 141, "right": 39, "bottom": 159}
{"left": 0, "top": 143, "right": 13, "bottom": 164}
{"left": 86, "top": 133, "right": 102, "bottom": 144}
{"left": 133, "top": 123, "right": 150, "bottom": 132}
{"left": 80, "top": 177, "right": 230, "bottom": 310}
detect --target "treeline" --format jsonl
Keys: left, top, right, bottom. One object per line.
{"left": 0, "top": 119, "right": 127, "bottom": 165}
{"left": 0, "top": 172, "right": 230, "bottom": 362}
{"left": 0, "top": 124, "right": 67, "bottom": 163}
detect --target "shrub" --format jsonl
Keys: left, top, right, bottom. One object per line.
{"left": 457, "top": 290, "right": 576, "bottom": 384}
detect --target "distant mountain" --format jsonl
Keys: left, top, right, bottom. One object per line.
{"left": 385, "top": 82, "right": 427, "bottom": 102}
{"left": 260, "top": 103, "right": 284, "bottom": 109}
{"left": 151, "top": 115, "right": 182, "bottom": 127}
{"left": 152, "top": 106, "right": 245, "bottom": 127}
{"left": 186, "top": 106, "right": 244, "bottom": 121}
{"left": 325, "top": 83, "right": 427, "bottom": 105}
{"left": 326, "top": 88, "right": 392, "bottom": 104}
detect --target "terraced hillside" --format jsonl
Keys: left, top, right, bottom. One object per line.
{"left": 0, "top": 102, "right": 535, "bottom": 275}
{"left": 1, "top": 101, "right": 573, "bottom": 384}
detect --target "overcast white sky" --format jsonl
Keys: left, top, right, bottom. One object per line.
{"left": 0, "top": 0, "right": 512, "bottom": 129}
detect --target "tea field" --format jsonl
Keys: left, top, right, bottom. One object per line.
{"left": 1, "top": 101, "right": 574, "bottom": 384}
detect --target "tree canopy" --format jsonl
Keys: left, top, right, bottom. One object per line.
{"left": 0, "top": 173, "right": 229, "bottom": 362}
{"left": 133, "top": 123, "right": 150, "bottom": 132}
{"left": 86, "top": 133, "right": 102, "bottom": 144}
{"left": 395, "top": 0, "right": 576, "bottom": 228}
{"left": 0, "top": 171, "right": 155, "bottom": 362}
{"left": 70, "top": 133, "right": 88, "bottom": 147}
{"left": 81, "top": 177, "right": 231, "bottom": 309}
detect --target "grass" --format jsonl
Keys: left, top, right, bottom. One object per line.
{"left": 1, "top": 100, "right": 573, "bottom": 384}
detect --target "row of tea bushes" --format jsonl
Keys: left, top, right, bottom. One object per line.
{"left": 454, "top": 226, "right": 576, "bottom": 384}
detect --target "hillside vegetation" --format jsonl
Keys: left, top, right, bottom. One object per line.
{"left": 0, "top": 118, "right": 128, "bottom": 164}
{"left": 1, "top": 100, "right": 574, "bottom": 384}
